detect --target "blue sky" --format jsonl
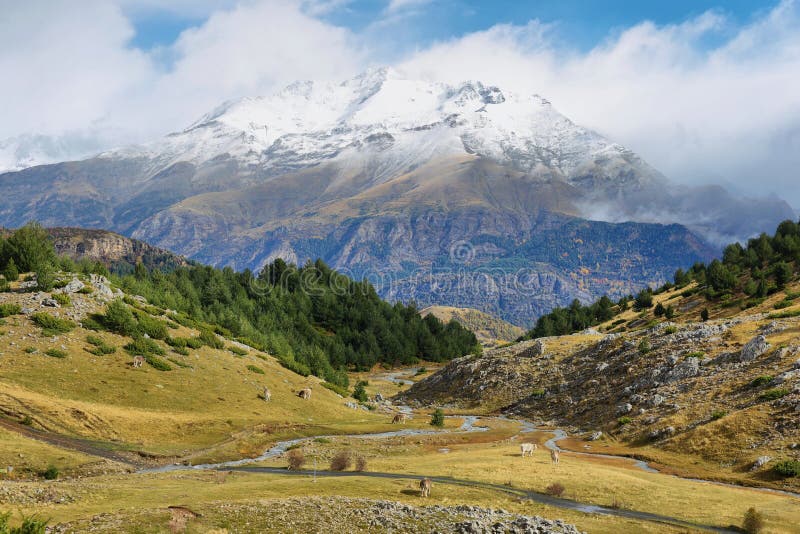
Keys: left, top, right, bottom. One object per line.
{"left": 128, "top": 1, "right": 776, "bottom": 52}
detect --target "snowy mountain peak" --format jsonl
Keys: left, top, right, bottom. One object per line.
{"left": 109, "top": 68, "right": 643, "bottom": 185}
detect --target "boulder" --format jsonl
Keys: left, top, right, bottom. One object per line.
{"left": 588, "top": 431, "right": 603, "bottom": 441}
{"left": 41, "top": 298, "right": 60, "bottom": 308}
{"left": 62, "top": 279, "right": 85, "bottom": 294}
{"left": 739, "top": 335, "right": 770, "bottom": 362}
{"left": 751, "top": 456, "right": 772, "bottom": 471}
{"left": 616, "top": 403, "right": 633, "bottom": 414}
{"left": 664, "top": 358, "right": 700, "bottom": 382}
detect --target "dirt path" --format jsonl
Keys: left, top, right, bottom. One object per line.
{"left": 0, "top": 416, "right": 138, "bottom": 467}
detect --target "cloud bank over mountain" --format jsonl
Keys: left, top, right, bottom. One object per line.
{"left": 1, "top": 0, "right": 798, "bottom": 203}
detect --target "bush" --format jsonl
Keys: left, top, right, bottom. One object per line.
{"left": 30, "top": 313, "right": 75, "bottom": 335}
{"left": 321, "top": 381, "right": 349, "bottom": 397}
{"left": 742, "top": 507, "right": 765, "bottom": 534}
{"left": 759, "top": 388, "right": 789, "bottom": 401}
{"left": 545, "top": 482, "right": 566, "bottom": 497}
{"left": 685, "top": 351, "right": 705, "bottom": 359}
{"left": 42, "top": 465, "right": 59, "bottom": 480}
{"left": 0, "top": 513, "right": 49, "bottom": 534}
{"left": 633, "top": 289, "right": 653, "bottom": 311}
{"left": 172, "top": 346, "right": 190, "bottom": 356}
{"left": 700, "top": 308, "right": 710, "bottom": 321}
{"left": 617, "top": 416, "right": 632, "bottom": 426}
{"left": 3, "top": 258, "right": 19, "bottom": 281}
{"left": 52, "top": 293, "right": 71, "bottom": 307}
{"left": 199, "top": 328, "right": 224, "bottom": 349}
{"left": 144, "top": 354, "right": 172, "bottom": 371}
{"left": 166, "top": 336, "right": 188, "bottom": 348}
{"left": 430, "top": 408, "right": 445, "bottom": 428}
{"left": 44, "top": 348, "right": 67, "bottom": 359}
{"left": 0, "top": 303, "right": 22, "bottom": 317}
{"left": 229, "top": 345, "right": 248, "bottom": 356}
{"left": 85, "top": 335, "right": 116, "bottom": 355}
{"left": 186, "top": 337, "right": 204, "bottom": 349}
{"left": 246, "top": 364, "right": 265, "bottom": 374}
{"left": 354, "top": 455, "right": 367, "bottom": 472}
{"left": 135, "top": 313, "right": 168, "bottom": 340}
{"left": 330, "top": 450, "right": 352, "bottom": 471}
{"left": 638, "top": 338, "right": 651, "bottom": 355}
{"left": 0, "top": 278, "right": 8, "bottom": 292}
{"left": 773, "top": 460, "right": 800, "bottom": 477}
{"left": 123, "top": 336, "right": 165, "bottom": 356}
{"left": 102, "top": 300, "right": 138, "bottom": 336}
{"left": 352, "top": 380, "right": 369, "bottom": 402}
{"left": 287, "top": 448, "right": 306, "bottom": 470}
{"left": 750, "top": 375, "right": 773, "bottom": 388}
{"left": 710, "top": 410, "right": 727, "bottom": 420}
{"left": 21, "top": 415, "right": 33, "bottom": 426}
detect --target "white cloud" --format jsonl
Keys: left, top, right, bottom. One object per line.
{"left": 397, "top": 1, "right": 800, "bottom": 202}
{"left": 386, "top": 0, "right": 432, "bottom": 14}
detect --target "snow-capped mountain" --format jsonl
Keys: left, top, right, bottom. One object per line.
{"left": 106, "top": 67, "right": 659, "bottom": 192}
{"left": 0, "top": 68, "right": 793, "bottom": 324}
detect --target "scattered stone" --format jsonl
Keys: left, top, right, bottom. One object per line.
{"left": 61, "top": 279, "right": 85, "bottom": 294}
{"left": 739, "top": 335, "right": 770, "bottom": 363}
{"left": 751, "top": 456, "right": 772, "bottom": 471}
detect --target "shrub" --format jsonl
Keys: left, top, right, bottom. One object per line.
{"left": 352, "top": 380, "right": 369, "bottom": 402}
{"left": 246, "top": 364, "right": 265, "bottom": 374}
{"left": 700, "top": 308, "right": 710, "bottom": 321}
{"left": 545, "top": 482, "right": 566, "bottom": 497}
{"left": 102, "top": 300, "right": 138, "bottom": 336}
{"left": 229, "top": 345, "right": 248, "bottom": 356}
{"left": 0, "top": 278, "right": 9, "bottom": 292}
{"left": 773, "top": 460, "right": 800, "bottom": 477}
{"left": 123, "top": 336, "right": 165, "bottom": 356}
{"left": 710, "top": 410, "right": 727, "bottom": 420}
{"left": 3, "top": 258, "right": 19, "bottom": 281}
{"left": 42, "top": 465, "right": 59, "bottom": 480}
{"left": 52, "top": 293, "right": 71, "bottom": 307}
{"left": 430, "top": 408, "right": 445, "bottom": 428}
{"left": 759, "top": 388, "right": 789, "bottom": 401}
{"left": 313, "top": 437, "right": 331, "bottom": 444}
{"left": 135, "top": 313, "right": 168, "bottom": 340}
{"left": 172, "top": 346, "right": 190, "bottom": 356}
{"left": 330, "top": 450, "right": 352, "bottom": 471}
{"left": 685, "top": 351, "right": 705, "bottom": 359}
{"left": 638, "top": 338, "right": 651, "bottom": 355}
{"left": 0, "top": 303, "right": 22, "bottom": 317}
{"left": 663, "top": 325, "right": 677, "bottom": 335}
{"left": 530, "top": 388, "right": 546, "bottom": 397}
{"left": 1, "top": 513, "right": 49, "bottom": 534}
{"left": 85, "top": 335, "right": 116, "bottom": 355}
{"left": 750, "top": 375, "right": 773, "bottom": 388}
{"left": 414, "top": 367, "right": 427, "bottom": 376}
{"left": 198, "top": 328, "right": 224, "bottom": 349}
{"left": 185, "top": 337, "right": 204, "bottom": 349}
{"left": 21, "top": 415, "right": 33, "bottom": 426}
{"left": 287, "top": 448, "right": 305, "bottom": 470}
{"left": 633, "top": 289, "right": 653, "bottom": 311}
{"left": 24, "top": 347, "right": 37, "bottom": 354}
{"left": 30, "top": 313, "right": 75, "bottom": 335}
{"left": 44, "top": 348, "right": 67, "bottom": 359}
{"left": 742, "top": 507, "right": 765, "bottom": 534}
{"left": 354, "top": 455, "right": 367, "bottom": 472}
{"left": 617, "top": 416, "right": 632, "bottom": 426}
{"left": 165, "top": 336, "right": 188, "bottom": 348}
{"left": 144, "top": 354, "right": 172, "bottom": 371}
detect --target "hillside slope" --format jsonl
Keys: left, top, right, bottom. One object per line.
{"left": 420, "top": 305, "right": 524, "bottom": 346}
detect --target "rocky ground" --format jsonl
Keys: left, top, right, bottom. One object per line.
{"left": 50, "top": 497, "right": 584, "bottom": 533}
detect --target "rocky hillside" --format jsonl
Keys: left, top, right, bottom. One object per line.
{"left": 420, "top": 305, "right": 524, "bottom": 347}
{"left": 1, "top": 69, "right": 790, "bottom": 324}
{"left": 399, "top": 281, "right": 800, "bottom": 491}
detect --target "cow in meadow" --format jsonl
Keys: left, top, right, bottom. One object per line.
{"left": 392, "top": 413, "right": 407, "bottom": 424}
{"left": 419, "top": 478, "right": 432, "bottom": 497}
{"left": 550, "top": 449, "right": 560, "bottom": 464}
{"left": 298, "top": 387, "right": 312, "bottom": 400}
{"left": 263, "top": 387, "right": 271, "bottom": 402}
{"left": 520, "top": 443, "right": 537, "bottom": 457}
{"left": 132, "top": 355, "right": 145, "bottom": 368}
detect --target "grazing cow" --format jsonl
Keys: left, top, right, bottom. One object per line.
{"left": 419, "top": 478, "right": 432, "bottom": 498}
{"left": 520, "top": 443, "right": 537, "bottom": 457}
{"left": 550, "top": 449, "right": 560, "bottom": 464}
{"left": 392, "top": 413, "right": 407, "bottom": 424}
{"left": 263, "top": 387, "right": 271, "bottom": 402}
{"left": 297, "top": 387, "right": 312, "bottom": 400}
{"left": 132, "top": 355, "right": 145, "bottom": 368}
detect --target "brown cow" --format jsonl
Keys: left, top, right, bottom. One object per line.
{"left": 132, "top": 355, "right": 145, "bottom": 368}
{"left": 550, "top": 449, "right": 560, "bottom": 464}
{"left": 297, "top": 387, "right": 312, "bottom": 400}
{"left": 419, "top": 477, "right": 432, "bottom": 497}
{"left": 392, "top": 413, "right": 407, "bottom": 424}
{"left": 520, "top": 443, "right": 537, "bottom": 457}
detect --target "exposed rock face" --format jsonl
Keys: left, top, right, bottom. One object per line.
{"left": 739, "top": 335, "right": 770, "bottom": 362}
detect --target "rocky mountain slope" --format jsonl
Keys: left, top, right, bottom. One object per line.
{"left": 399, "top": 279, "right": 800, "bottom": 491}
{"left": 0, "top": 68, "right": 792, "bottom": 324}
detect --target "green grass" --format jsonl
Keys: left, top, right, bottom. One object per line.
{"left": 230, "top": 346, "right": 249, "bottom": 356}
{"left": 86, "top": 335, "right": 116, "bottom": 355}
{"left": 767, "top": 309, "right": 800, "bottom": 319}
{"left": 246, "top": 364, "right": 265, "bottom": 374}
{"left": 123, "top": 337, "right": 165, "bottom": 357}
{"left": 144, "top": 354, "right": 172, "bottom": 371}
{"left": 322, "top": 381, "right": 349, "bottom": 397}
{"left": 30, "top": 312, "right": 76, "bottom": 335}
{"left": 710, "top": 410, "right": 727, "bottom": 421}
{"left": 759, "top": 388, "right": 789, "bottom": 401}
{"left": 52, "top": 293, "right": 71, "bottom": 307}
{"left": 685, "top": 351, "right": 705, "bottom": 359}
{"left": 749, "top": 375, "right": 772, "bottom": 388}
{"left": 24, "top": 346, "right": 38, "bottom": 354}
